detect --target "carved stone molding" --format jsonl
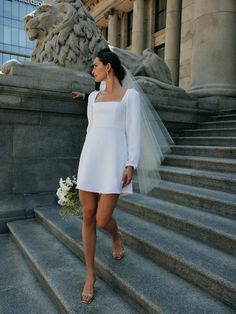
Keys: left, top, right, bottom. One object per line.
{"left": 104, "top": 8, "right": 123, "bottom": 20}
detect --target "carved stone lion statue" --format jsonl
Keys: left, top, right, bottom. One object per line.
{"left": 1, "top": 0, "right": 183, "bottom": 91}
{"left": 24, "top": 0, "right": 107, "bottom": 73}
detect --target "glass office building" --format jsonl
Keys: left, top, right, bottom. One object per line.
{"left": 0, "top": 0, "right": 42, "bottom": 66}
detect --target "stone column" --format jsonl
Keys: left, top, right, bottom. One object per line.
{"left": 189, "top": 0, "right": 236, "bottom": 98}
{"left": 132, "top": 0, "right": 144, "bottom": 54}
{"left": 107, "top": 9, "right": 118, "bottom": 47}
{"left": 164, "top": 0, "right": 181, "bottom": 86}
{"left": 146, "top": 0, "right": 154, "bottom": 48}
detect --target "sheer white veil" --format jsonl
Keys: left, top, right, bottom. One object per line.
{"left": 122, "top": 67, "right": 174, "bottom": 194}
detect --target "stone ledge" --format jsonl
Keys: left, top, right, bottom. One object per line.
{"left": 0, "top": 86, "right": 87, "bottom": 115}
{"left": 0, "top": 193, "right": 56, "bottom": 233}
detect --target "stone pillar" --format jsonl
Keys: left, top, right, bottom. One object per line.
{"left": 132, "top": 0, "right": 144, "bottom": 54}
{"left": 164, "top": 0, "right": 181, "bottom": 86}
{"left": 189, "top": 0, "right": 236, "bottom": 98}
{"left": 146, "top": 0, "right": 154, "bottom": 48}
{"left": 107, "top": 9, "right": 118, "bottom": 47}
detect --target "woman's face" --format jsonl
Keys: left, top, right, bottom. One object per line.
{"left": 92, "top": 57, "right": 109, "bottom": 82}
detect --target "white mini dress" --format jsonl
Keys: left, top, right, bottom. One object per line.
{"left": 76, "top": 88, "right": 141, "bottom": 194}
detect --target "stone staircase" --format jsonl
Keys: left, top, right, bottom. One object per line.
{"left": 2, "top": 110, "right": 236, "bottom": 313}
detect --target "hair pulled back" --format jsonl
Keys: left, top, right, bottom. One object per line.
{"left": 96, "top": 50, "right": 126, "bottom": 85}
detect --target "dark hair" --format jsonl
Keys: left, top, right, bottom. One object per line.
{"left": 96, "top": 50, "right": 126, "bottom": 85}
{"left": 97, "top": 47, "right": 112, "bottom": 54}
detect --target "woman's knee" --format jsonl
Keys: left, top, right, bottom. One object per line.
{"left": 82, "top": 207, "right": 97, "bottom": 226}
{"left": 79, "top": 190, "right": 98, "bottom": 225}
{"left": 96, "top": 194, "right": 119, "bottom": 229}
{"left": 96, "top": 216, "right": 109, "bottom": 229}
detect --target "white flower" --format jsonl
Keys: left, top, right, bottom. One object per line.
{"left": 59, "top": 193, "right": 67, "bottom": 204}
{"left": 59, "top": 178, "right": 65, "bottom": 187}
{"left": 72, "top": 176, "right": 77, "bottom": 185}
{"left": 66, "top": 177, "right": 73, "bottom": 187}
{"left": 58, "top": 199, "right": 66, "bottom": 206}
{"left": 56, "top": 187, "right": 62, "bottom": 198}
{"left": 62, "top": 185, "right": 70, "bottom": 193}
{"left": 56, "top": 186, "right": 67, "bottom": 201}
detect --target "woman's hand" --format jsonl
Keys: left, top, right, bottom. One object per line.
{"left": 71, "top": 91, "right": 85, "bottom": 99}
{"left": 122, "top": 166, "right": 134, "bottom": 188}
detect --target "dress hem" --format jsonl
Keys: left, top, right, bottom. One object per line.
{"left": 76, "top": 185, "right": 133, "bottom": 195}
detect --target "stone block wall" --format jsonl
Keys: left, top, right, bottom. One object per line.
{"left": 0, "top": 86, "right": 87, "bottom": 196}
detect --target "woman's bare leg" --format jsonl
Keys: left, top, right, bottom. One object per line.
{"left": 96, "top": 194, "right": 123, "bottom": 257}
{"left": 79, "top": 190, "right": 98, "bottom": 299}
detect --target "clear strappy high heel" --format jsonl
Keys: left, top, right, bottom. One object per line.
{"left": 81, "top": 276, "right": 96, "bottom": 304}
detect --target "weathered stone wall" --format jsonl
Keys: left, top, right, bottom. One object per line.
{"left": 0, "top": 74, "right": 91, "bottom": 196}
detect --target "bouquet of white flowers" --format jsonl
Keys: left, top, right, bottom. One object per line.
{"left": 56, "top": 176, "right": 82, "bottom": 217}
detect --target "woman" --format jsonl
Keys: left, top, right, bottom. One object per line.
{"left": 76, "top": 50, "right": 141, "bottom": 304}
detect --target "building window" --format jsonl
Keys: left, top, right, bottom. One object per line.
{"left": 127, "top": 10, "right": 133, "bottom": 46}
{"left": 155, "top": 0, "right": 167, "bottom": 32}
{"left": 154, "top": 43, "right": 165, "bottom": 59}
{"left": 0, "top": 0, "right": 41, "bottom": 66}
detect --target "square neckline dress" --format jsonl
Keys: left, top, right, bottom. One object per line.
{"left": 76, "top": 88, "right": 141, "bottom": 195}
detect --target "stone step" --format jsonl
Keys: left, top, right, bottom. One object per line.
{"left": 197, "top": 120, "right": 236, "bottom": 129}
{"left": 170, "top": 145, "right": 236, "bottom": 159}
{"left": 133, "top": 179, "right": 236, "bottom": 219}
{"left": 173, "top": 137, "right": 236, "bottom": 146}
{"left": 163, "top": 154, "right": 236, "bottom": 173}
{"left": 0, "top": 192, "right": 56, "bottom": 233}
{"left": 183, "top": 128, "right": 236, "bottom": 137}
{"left": 7, "top": 219, "right": 140, "bottom": 314}
{"left": 34, "top": 207, "right": 235, "bottom": 313}
{"left": 118, "top": 192, "right": 236, "bottom": 256}
{"left": 112, "top": 208, "right": 236, "bottom": 308}
{"left": 216, "top": 109, "right": 236, "bottom": 114}
{"left": 0, "top": 234, "right": 58, "bottom": 314}
{"left": 210, "top": 113, "right": 236, "bottom": 121}
{"left": 159, "top": 165, "right": 236, "bottom": 193}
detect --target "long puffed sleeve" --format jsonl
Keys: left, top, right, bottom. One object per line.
{"left": 86, "top": 91, "right": 97, "bottom": 133}
{"left": 125, "top": 89, "right": 141, "bottom": 170}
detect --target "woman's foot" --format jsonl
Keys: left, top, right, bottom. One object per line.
{"left": 112, "top": 230, "right": 125, "bottom": 260}
{"left": 81, "top": 274, "right": 96, "bottom": 304}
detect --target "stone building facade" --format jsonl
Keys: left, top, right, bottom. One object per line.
{"left": 83, "top": 0, "right": 236, "bottom": 103}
